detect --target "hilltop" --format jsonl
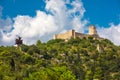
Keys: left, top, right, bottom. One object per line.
{"left": 0, "top": 37, "right": 120, "bottom": 80}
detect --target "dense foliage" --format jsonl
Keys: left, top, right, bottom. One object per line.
{"left": 0, "top": 37, "right": 120, "bottom": 80}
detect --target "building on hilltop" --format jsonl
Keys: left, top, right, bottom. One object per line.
{"left": 53, "top": 25, "right": 101, "bottom": 40}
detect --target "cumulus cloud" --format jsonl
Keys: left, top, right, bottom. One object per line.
{"left": 0, "top": 6, "right": 13, "bottom": 45}
{"left": 97, "top": 23, "right": 120, "bottom": 45}
{"left": 0, "top": 0, "right": 120, "bottom": 46}
{"left": 0, "top": 6, "right": 13, "bottom": 32}
{"left": 0, "top": 0, "right": 87, "bottom": 45}
{"left": 0, "top": 17, "right": 13, "bottom": 32}
{"left": 45, "top": 0, "right": 87, "bottom": 32}
{"left": 12, "top": 11, "right": 58, "bottom": 44}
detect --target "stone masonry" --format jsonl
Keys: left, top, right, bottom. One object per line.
{"left": 53, "top": 25, "right": 100, "bottom": 40}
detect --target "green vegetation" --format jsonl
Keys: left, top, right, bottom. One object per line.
{"left": 0, "top": 38, "right": 120, "bottom": 80}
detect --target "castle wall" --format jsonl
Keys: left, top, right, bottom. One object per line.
{"left": 75, "top": 32, "right": 83, "bottom": 37}
{"left": 53, "top": 25, "right": 100, "bottom": 40}
{"left": 75, "top": 32, "right": 90, "bottom": 38}
{"left": 54, "top": 30, "right": 75, "bottom": 40}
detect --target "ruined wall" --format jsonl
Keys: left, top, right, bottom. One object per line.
{"left": 53, "top": 30, "right": 75, "bottom": 40}
{"left": 53, "top": 30, "right": 90, "bottom": 40}
{"left": 75, "top": 32, "right": 83, "bottom": 37}
{"left": 53, "top": 25, "right": 100, "bottom": 40}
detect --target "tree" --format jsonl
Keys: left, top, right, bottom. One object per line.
{"left": 10, "top": 58, "right": 15, "bottom": 71}
{"left": 36, "top": 40, "right": 42, "bottom": 47}
{"left": 24, "top": 66, "right": 76, "bottom": 80}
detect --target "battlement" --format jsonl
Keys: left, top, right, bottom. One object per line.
{"left": 53, "top": 25, "right": 100, "bottom": 40}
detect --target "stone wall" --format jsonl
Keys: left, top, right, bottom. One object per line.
{"left": 75, "top": 32, "right": 89, "bottom": 38}
{"left": 53, "top": 30, "right": 75, "bottom": 40}
{"left": 53, "top": 25, "right": 100, "bottom": 40}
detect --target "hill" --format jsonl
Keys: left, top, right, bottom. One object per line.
{"left": 0, "top": 37, "right": 120, "bottom": 80}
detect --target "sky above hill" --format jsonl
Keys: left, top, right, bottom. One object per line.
{"left": 0, "top": 0, "right": 120, "bottom": 45}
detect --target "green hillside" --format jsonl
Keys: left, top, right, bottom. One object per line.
{"left": 0, "top": 37, "right": 120, "bottom": 80}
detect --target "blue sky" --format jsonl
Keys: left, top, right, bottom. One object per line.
{"left": 83, "top": 0, "right": 120, "bottom": 27}
{"left": 0, "top": 0, "right": 120, "bottom": 45}
{"left": 1, "top": 0, "right": 119, "bottom": 26}
{"left": 0, "top": 0, "right": 45, "bottom": 18}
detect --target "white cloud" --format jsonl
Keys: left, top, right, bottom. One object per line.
{"left": 12, "top": 11, "right": 58, "bottom": 45}
{"left": 0, "top": 6, "right": 13, "bottom": 33}
{"left": 67, "top": 0, "right": 88, "bottom": 32}
{"left": 0, "top": 6, "right": 13, "bottom": 45}
{"left": 0, "top": 17, "right": 13, "bottom": 32}
{"left": 0, "top": 0, "right": 120, "bottom": 46}
{"left": 97, "top": 23, "right": 120, "bottom": 45}
{"left": 0, "top": 0, "right": 87, "bottom": 45}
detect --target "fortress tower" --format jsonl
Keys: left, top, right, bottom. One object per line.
{"left": 88, "top": 25, "right": 98, "bottom": 36}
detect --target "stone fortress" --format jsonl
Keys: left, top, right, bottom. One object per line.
{"left": 53, "top": 25, "right": 100, "bottom": 40}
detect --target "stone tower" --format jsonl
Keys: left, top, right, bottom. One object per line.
{"left": 89, "top": 25, "right": 98, "bottom": 36}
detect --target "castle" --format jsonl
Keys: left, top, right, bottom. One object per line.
{"left": 53, "top": 25, "right": 100, "bottom": 40}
